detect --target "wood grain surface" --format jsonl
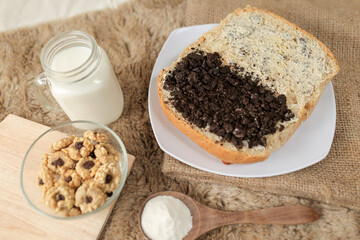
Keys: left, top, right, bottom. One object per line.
{"left": 0, "top": 114, "right": 135, "bottom": 240}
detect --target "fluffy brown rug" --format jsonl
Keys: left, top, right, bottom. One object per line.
{"left": 0, "top": 0, "right": 359, "bottom": 239}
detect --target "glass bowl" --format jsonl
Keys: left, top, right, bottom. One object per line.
{"left": 20, "top": 120, "right": 128, "bottom": 220}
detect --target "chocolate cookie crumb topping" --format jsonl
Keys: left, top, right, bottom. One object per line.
{"left": 106, "top": 192, "right": 113, "bottom": 197}
{"left": 279, "top": 125, "right": 285, "bottom": 132}
{"left": 39, "top": 179, "right": 44, "bottom": 185}
{"left": 163, "top": 50, "right": 294, "bottom": 148}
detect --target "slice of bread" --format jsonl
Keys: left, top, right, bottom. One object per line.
{"left": 157, "top": 6, "right": 339, "bottom": 164}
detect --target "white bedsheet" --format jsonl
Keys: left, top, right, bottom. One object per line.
{"left": 0, "top": 0, "right": 128, "bottom": 32}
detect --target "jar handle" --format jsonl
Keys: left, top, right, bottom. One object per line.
{"left": 34, "top": 73, "right": 62, "bottom": 111}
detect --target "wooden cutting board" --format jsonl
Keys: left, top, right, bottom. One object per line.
{"left": 0, "top": 114, "right": 135, "bottom": 240}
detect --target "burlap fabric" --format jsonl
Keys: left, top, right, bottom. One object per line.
{"left": 162, "top": 0, "right": 360, "bottom": 210}
{"left": 0, "top": 0, "right": 359, "bottom": 239}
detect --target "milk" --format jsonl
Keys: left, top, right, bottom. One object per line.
{"left": 49, "top": 46, "right": 124, "bottom": 125}
{"left": 51, "top": 46, "right": 91, "bottom": 72}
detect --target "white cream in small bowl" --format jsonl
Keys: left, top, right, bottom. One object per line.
{"left": 141, "top": 195, "right": 192, "bottom": 240}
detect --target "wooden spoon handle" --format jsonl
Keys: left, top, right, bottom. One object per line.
{"left": 194, "top": 205, "right": 319, "bottom": 239}
{"left": 224, "top": 206, "right": 319, "bottom": 225}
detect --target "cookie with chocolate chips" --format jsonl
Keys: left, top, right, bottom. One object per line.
{"left": 49, "top": 135, "right": 75, "bottom": 153}
{"left": 37, "top": 168, "right": 55, "bottom": 193}
{"left": 83, "top": 130, "right": 108, "bottom": 143}
{"left": 44, "top": 185, "right": 75, "bottom": 214}
{"left": 68, "top": 137, "right": 94, "bottom": 160}
{"left": 75, "top": 181, "right": 106, "bottom": 213}
{"left": 94, "top": 143, "right": 119, "bottom": 164}
{"left": 47, "top": 151, "right": 74, "bottom": 174}
{"left": 94, "top": 162, "right": 121, "bottom": 193}
{"left": 58, "top": 169, "right": 82, "bottom": 189}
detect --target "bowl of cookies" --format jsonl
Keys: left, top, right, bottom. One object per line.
{"left": 20, "top": 121, "right": 128, "bottom": 219}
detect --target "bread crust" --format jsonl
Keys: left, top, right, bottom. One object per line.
{"left": 157, "top": 6, "right": 339, "bottom": 164}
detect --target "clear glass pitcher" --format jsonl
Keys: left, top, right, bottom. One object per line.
{"left": 34, "top": 31, "right": 124, "bottom": 125}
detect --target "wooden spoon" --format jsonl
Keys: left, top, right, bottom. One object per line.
{"left": 139, "top": 191, "right": 319, "bottom": 240}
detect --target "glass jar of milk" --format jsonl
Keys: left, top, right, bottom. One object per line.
{"left": 35, "top": 31, "right": 124, "bottom": 125}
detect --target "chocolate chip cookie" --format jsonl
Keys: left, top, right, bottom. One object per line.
{"left": 38, "top": 168, "right": 55, "bottom": 193}
{"left": 83, "top": 130, "right": 108, "bottom": 143}
{"left": 49, "top": 135, "right": 75, "bottom": 153}
{"left": 94, "top": 162, "right": 121, "bottom": 193}
{"left": 94, "top": 143, "right": 119, "bottom": 164}
{"left": 58, "top": 169, "right": 82, "bottom": 189}
{"left": 47, "top": 151, "right": 74, "bottom": 174}
{"left": 75, "top": 181, "right": 106, "bottom": 213}
{"left": 44, "top": 184, "right": 75, "bottom": 214}
{"left": 68, "top": 137, "right": 94, "bottom": 160}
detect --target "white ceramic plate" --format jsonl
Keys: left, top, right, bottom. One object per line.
{"left": 148, "top": 24, "right": 336, "bottom": 178}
